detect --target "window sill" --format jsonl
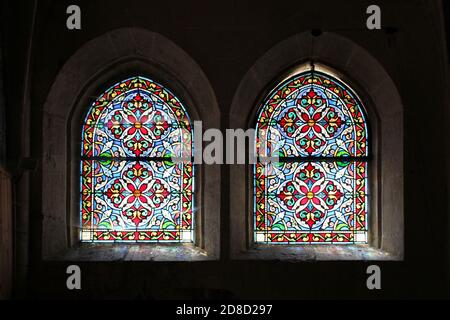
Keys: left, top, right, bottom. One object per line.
{"left": 233, "top": 245, "right": 401, "bottom": 261}
{"left": 47, "top": 243, "right": 213, "bottom": 262}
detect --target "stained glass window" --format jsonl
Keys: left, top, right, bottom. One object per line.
{"left": 254, "top": 69, "right": 369, "bottom": 244}
{"left": 80, "top": 76, "right": 194, "bottom": 243}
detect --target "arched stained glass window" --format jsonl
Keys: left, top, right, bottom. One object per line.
{"left": 254, "top": 68, "right": 369, "bottom": 244}
{"left": 80, "top": 76, "right": 194, "bottom": 243}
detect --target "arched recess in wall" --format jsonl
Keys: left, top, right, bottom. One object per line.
{"left": 229, "top": 31, "right": 403, "bottom": 260}
{"left": 42, "top": 28, "right": 220, "bottom": 260}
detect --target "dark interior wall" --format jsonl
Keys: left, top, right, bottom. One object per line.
{"left": 1, "top": 0, "right": 449, "bottom": 299}
{"left": 1, "top": 1, "right": 33, "bottom": 170}
{"left": 0, "top": 16, "right": 5, "bottom": 165}
{"left": 442, "top": 0, "right": 450, "bottom": 298}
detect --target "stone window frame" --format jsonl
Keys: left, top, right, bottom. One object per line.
{"left": 42, "top": 28, "right": 220, "bottom": 261}
{"left": 229, "top": 32, "right": 404, "bottom": 261}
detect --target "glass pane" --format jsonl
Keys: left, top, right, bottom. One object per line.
{"left": 254, "top": 161, "right": 367, "bottom": 244}
{"left": 80, "top": 76, "right": 194, "bottom": 243}
{"left": 254, "top": 70, "right": 369, "bottom": 245}
{"left": 256, "top": 71, "right": 368, "bottom": 158}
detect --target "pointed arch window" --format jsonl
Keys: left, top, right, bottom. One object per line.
{"left": 254, "top": 67, "right": 369, "bottom": 244}
{"left": 80, "top": 76, "right": 194, "bottom": 243}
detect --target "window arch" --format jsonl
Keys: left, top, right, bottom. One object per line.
{"left": 254, "top": 66, "right": 369, "bottom": 244}
{"left": 80, "top": 76, "right": 194, "bottom": 243}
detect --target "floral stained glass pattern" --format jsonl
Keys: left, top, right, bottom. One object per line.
{"left": 254, "top": 70, "right": 369, "bottom": 244}
{"left": 80, "top": 76, "right": 194, "bottom": 242}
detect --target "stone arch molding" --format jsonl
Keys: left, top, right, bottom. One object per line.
{"left": 42, "top": 28, "right": 220, "bottom": 260}
{"left": 229, "top": 31, "right": 404, "bottom": 260}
